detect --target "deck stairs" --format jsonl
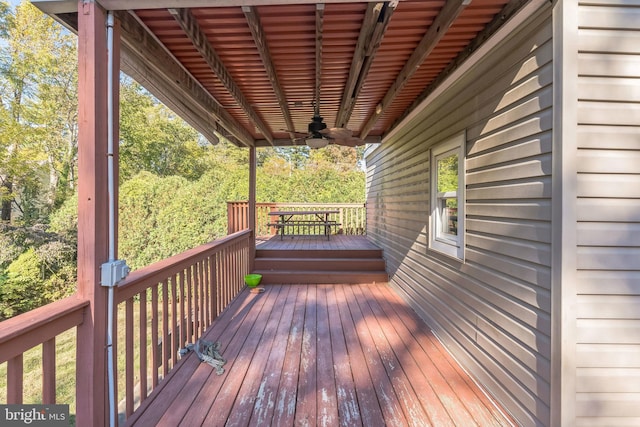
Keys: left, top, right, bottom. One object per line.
{"left": 253, "top": 246, "right": 388, "bottom": 284}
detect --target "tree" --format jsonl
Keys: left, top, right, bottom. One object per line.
{"left": 119, "top": 78, "right": 211, "bottom": 181}
{"left": 0, "top": 1, "right": 77, "bottom": 223}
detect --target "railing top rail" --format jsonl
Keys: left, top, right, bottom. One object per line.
{"left": 116, "top": 229, "right": 251, "bottom": 302}
{"left": 0, "top": 295, "right": 89, "bottom": 363}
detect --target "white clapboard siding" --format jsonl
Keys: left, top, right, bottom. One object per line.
{"left": 576, "top": 0, "right": 640, "bottom": 424}
{"left": 366, "top": 8, "right": 552, "bottom": 426}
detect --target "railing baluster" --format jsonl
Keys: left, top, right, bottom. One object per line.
{"left": 203, "top": 258, "right": 210, "bottom": 329}
{"left": 212, "top": 253, "right": 218, "bottom": 316}
{"left": 179, "top": 270, "right": 186, "bottom": 353}
{"left": 196, "top": 260, "right": 203, "bottom": 338}
{"left": 7, "top": 354, "right": 23, "bottom": 404}
{"left": 186, "top": 267, "right": 193, "bottom": 343}
{"left": 125, "top": 299, "right": 134, "bottom": 416}
{"left": 42, "top": 338, "right": 56, "bottom": 404}
{"left": 162, "top": 279, "right": 170, "bottom": 377}
{"left": 170, "top": 276, "right": 177, "bottom": 370}
{"left": 139, "top": 291, "right": 147, "bottom": 402}
{"left": 192, "top": 264, "right": 199, "bottom": 339}
{"left": 151, "top": 284, "right": 159, "bottom": 388}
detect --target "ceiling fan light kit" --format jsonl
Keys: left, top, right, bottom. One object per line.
{"left": 306, "top": 137, "right": 329, "bottom": 149}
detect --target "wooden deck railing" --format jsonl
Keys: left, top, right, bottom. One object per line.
{"left": 228, "top": 201, "right": 366, "bottom": 237}
{"left": 0, "top": 296, "right": 89, "bottom": 405}
{"left": 114, "top": 229, "right": 251, "bottom": 422}
{"left": 0, "top": 230, "right": 250, "bottom": 425}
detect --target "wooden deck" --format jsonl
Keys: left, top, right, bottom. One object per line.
{"left": 126, "top": 282, "right": 515, "bottom": 426}
{"left": 256, "top": 234, "right": 381, "bottom": 251}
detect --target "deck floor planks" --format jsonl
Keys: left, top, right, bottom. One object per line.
{"left": 127, "top": 285, "right": 264, "bottom": 427}
{"left": 333, "top": 284, "right": 386, "bottom": 427}
{"left": 127, "top": 283, "right": 517, "bottom": 427}
{"left": 295, "top": 285, "right": 317, "bottom": 426}
{"left": 342, "top": 284, "right": 408, "bottom": 426}
{"left": 373, "top": 283, "right": 512, "bottom": 426}
{"left": 201, "top": 285, "right": 287, "bottom": 426}
{"left": 271, "top": 286, "right": 307, "bottom": 426}
{"left": 351, "top": 284, "right": 432, "bottom": 426}
{"left": 224, "top": 285, "right": 294, "bottom": 427}
{"left": 326, "top": 285, "right": 362, "bottom": 427}
{"left": 169, "top": 287, "right": 273, "bottom": 427}
{"left": 248, "top": 286, "right": 298, "bottom": 425}
{"left": 315, "top": 285, "right": 339, "bottom": 426}
{"left": 363, "top": 283, "right": 459, "bottom": 426}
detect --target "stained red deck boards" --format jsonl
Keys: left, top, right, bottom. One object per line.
{"left": 126, "top": 283, "right": 515, "bottom": 427}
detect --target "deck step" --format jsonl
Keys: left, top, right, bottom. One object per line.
{"left": 253, "top": 270, "right": 389, "bottom": 285}
{"left": 254, "top": 246, "right": 388, "bottom": 284}
{"left": 256, "top": 248, "right": 383, "bottom": 259}
{"left": 254, "top": 257, "right": 386, "bottom": 272}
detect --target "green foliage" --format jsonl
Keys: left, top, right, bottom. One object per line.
{"left": 119, "top": 79, "right": 209, "bottom": 181}
{"left": 0, "top": 224, "right": 76, "bottom": 319}
{"left": 437, "top": 153, "right": 458, "bottom": 193}
{"left": 0, "top": 248, "right": 46, "bottom": 318}
{"left": 256, "top": 145, "right": 365, "bottom": 203}
{"left": 48, "top": 193, "right": 78, "bottom": 241}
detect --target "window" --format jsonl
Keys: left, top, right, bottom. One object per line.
{"left": 430, "top": 132, "right": 465, "bottom": 259}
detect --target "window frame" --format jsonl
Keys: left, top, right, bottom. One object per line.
{"left": 429, "top": 132, "right": 465, "bottom": 260}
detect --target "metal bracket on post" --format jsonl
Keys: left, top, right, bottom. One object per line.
{"left": 100, "top": 260, "right": 130, "bottom": 287}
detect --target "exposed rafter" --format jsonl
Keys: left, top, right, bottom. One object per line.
{"left": 335, "top": 1, "right": 396, "bottom": 129}
{"left": 242, "top": 6, "right": 296, "bottom": 142}
{"left": 315, "top": 3, "right": 324, "bottom": 117}
{"left": 359, "top": 0, "right": 471, "bottom": 139}
{"left": 387, "top": 0, "right": 530, "bottom": 138}
{"left": 168, "top": 8, "right": 274, "bottom": 145}
{"left": 37, "top": 0, "right": 524, "bottom": 150}
{"left": 115, "top": 10, "right": 255, "bottom": 147}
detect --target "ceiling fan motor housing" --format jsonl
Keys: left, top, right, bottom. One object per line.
{"left": 308, "top": 115, "right": 327, "bottom": 137}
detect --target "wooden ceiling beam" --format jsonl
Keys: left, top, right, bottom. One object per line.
{"left": 335, "top": 1, "right": 396, "bottom": 129}
{"left": 169, "top": 8, "right": 274, "bottom": 145}
{"left": 116, "top": 10, "right": 255, "bottom": 147}
{"left": 255, "top": 135, "right": 381, "bottom": 148}
{"left": 95, "top": 1, "right": 381, "bottom": 11}
{"left": 242, "top": 6, "right": 296, "bottom": 141}
{"left": 359, "top": 0, "right": 471, "bottom": 139}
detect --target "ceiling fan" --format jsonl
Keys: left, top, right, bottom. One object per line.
{"left": 286, "top": 112, "right": 365, "bottom": 149}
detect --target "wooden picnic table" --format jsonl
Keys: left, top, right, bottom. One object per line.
{"left": 268, "top": 210, "right": 340, "bottom": 240}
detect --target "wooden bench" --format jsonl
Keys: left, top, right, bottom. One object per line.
{"left": 267, "top": 220, "right": 341, "bottom": 240}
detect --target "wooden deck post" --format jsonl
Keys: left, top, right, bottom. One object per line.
{"left": 75, "top": 2, "right": 119, "bottom": 425}
{"left": 248, "top": 146, "right": 257, "bottom": 270}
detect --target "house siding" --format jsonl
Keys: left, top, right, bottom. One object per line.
{"left": 366, "top": 7, "right": 552, "bottom": 427}
{"left": 574, "top": 1, "right": 640, "bottom": 424}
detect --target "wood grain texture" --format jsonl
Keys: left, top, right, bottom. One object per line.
{"left": 127, "top": 284, "right": 515, "bottom": 426}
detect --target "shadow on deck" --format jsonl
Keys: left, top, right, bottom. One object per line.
{"left": 125, "top": 282, "right": 516, "bottom": 426}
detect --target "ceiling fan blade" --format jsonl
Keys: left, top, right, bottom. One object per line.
{"left": 281, "top": 128, "right": 308, "bottom": 136}
{"left": 320, "top": 127, "right": 353, "bottom": 139}
{"left": 331, "top": 137, "right": 365, "bottom": 147}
